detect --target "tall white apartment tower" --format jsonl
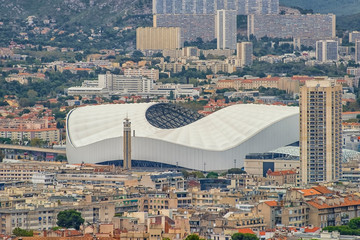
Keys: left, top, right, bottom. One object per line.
{"left": 316, "top": 40, "right": 338, "bottom": 62}
{"left": 237, "top": 42, "right": 253, "bottom": 66}
{"left": 300, "top": 79, "right": 342, "bottom": 185}
{"left": 356, "top": 40, "right": 360, "bottom": 64}
{"left": 216, "top": 10, "right": 237, "bottom": 50}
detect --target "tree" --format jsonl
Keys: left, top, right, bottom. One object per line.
{"left": 349, "top": 217, "right": 360, "bottom": 229}
{"left": 206, "top": 172, "right": 218, "bottom": 179}
{"left": 132, "top": 50, "right": 144, "bottom": 59}
{"left": 0, "top": 150, "right": 4, "bottom": 162}
{"left": 227, "top": 168, "right": 246, "bottom": 174}
{"left": 13, "top": 227, "right": 33, "bottom": 237}
{"left": 190, "top": 171, "right": 205, "bottom": 178}
{"left": 27, "top": 89, "right": 38, "bottom": 99}
{"left": 232, "top": 233, "right": 259, "bottom": 240}
{"left": 75, "top": 53, "right": 84, "bottom": 61}
{"left": 185, "top": 234, "right": 205, "bottom": 240}
{"left": 57, "top": 209, "right": 84, "bottom": 230}
{"left": 169, "top": 90, "right": 174, "bottom": 100}
{"left": 30, "top": 138, "right": 43, "bottom": 147}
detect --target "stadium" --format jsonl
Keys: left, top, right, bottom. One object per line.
{"left": 66, "top": 103, "right": 299, "bottom": 170}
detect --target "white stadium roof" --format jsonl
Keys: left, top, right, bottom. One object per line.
{"left": 66, "top": 103, "right": 300, "bottom": 170}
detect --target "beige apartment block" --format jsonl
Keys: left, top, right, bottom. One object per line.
{"left": 136, "top": 27, "right": 182, "bottom": 50}
{"left": 300, "top": 79, "right": 342, "bottom": 184}
{"left": 237, "top": 42, "right": 253, "bottom": 67}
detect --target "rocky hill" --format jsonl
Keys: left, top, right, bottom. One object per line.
{"left": 0, "top": 0, "right": 153, "bottom": 50}
{"left": 0, "top": 0, "right": 152, "bottom": 28}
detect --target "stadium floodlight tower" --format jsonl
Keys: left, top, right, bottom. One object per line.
{"left": 123, "top": 117, "right": 132, "bottom": 170}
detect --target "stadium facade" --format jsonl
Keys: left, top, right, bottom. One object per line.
{"left": 66, "top": 103, "right": 299, "bottom": 170}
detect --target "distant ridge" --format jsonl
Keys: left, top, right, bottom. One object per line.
{"left": 280, "top": 0, "right": 360, "bottom": 16}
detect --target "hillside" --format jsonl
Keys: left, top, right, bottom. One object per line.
{"left": 0, "top": 0, "right": 153, "bottom": 50}
{"left": 337, "top": 13, "right": 360, "bottom": 31}
{"left": 279, "top": 0, "right": 360, "bottom": 16}
{"left": 0, "top": 0, "right": 152, "bottom": 28}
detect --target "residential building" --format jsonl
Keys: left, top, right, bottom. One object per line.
{"left": 98, "top": 73, "right": 153, "bottom": 94}
{"left": 154, "top": 14, "right": 215, "bottom": 42}
{"left": 216, "top": 10, "right": 237, "bottom": 50}
{"left": 307, "top": 194, "right": 360, "bottom": 228}
{"left": 139, "top": 172, "right": 186, "bottom": 190}
{"left": 124, "top": 68, "right": 159, "bottom": 81}
{"left": 152, "top": 0, "right": 279, "bottom": 15}
{"left": 245, "top": 156, "right": 299, "bottom": 177}
{"left": 300, "top": 80, "right": 342, "bottom": 184}
{"left": 66, "top": 87, "right": 110, "bottom": 98}
{"left": 316, "top": 40, "right": 338, "bottom": 62}
{"left": 356, "top": 40, "right": 360, "bottom": 64}
{"left": 136, "top": 27, "right": 182, "bottom": 50}
{"left": 349, "top": 31, "right": 360, "bottom": 43}
{"left": 237, "top": 42, "right": 253, "bottom": 66}
{"left": 5, "top": 73, "right": 46, "bottom": 85}
{"left": 151, "top": 83, "right": 200, "bottom": 98}
{"left": 266, "top": 169, "right": 297, "bottom": 186}
{"left": 247, "top": 14, "right": 336, "bottom": 40}
{"left": 32, "top": 172, "right": 56, "bottom": 185}
{"left": 0, "top": 128, "right": 60, "bottom": 144}
{"left": 56, "top": 173, "right": 138, "bottom": 188}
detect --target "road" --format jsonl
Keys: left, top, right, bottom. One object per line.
{"left": 0, "top": 144, "right": 66, "bottom": 155}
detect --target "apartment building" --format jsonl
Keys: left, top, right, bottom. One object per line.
{"left": 237, "top": 42, "right": 253, "bottom": 67}
{"left": 0, "top": 202, "right": 115, "bottom": 235}
{"left": 216, "top": 77, "right": 280, "bottom": 90}
{"left": 152, "top": 0, "right": 279, "bottom": 15}
{"left": 56, "top": 173, "right": 138, "bottom": 188}
{"left": 300, "top": 80, "right": 342, "bottom": 184}
{"left": 316, "top": 40, "right": 338, "bottom": 62}
{"left": 307, "top": 194, "right": 360, "bottom": 228}
{"left": 266, "top": 169, "right": 297, "bottom": 186}
{"left": 349, "top": 31, "right": 360, "bottom": 43}
{"left": 124, "top": 68, "right": 159, "bottom": 81}
{"left": 356, "top": 41, "right": 360, "bottom": 64}
{"left": 0, "top": 128, "right": 60, "bottom": 143}
{"left": 136, "top": 27, "right": 182, "bottom": 50}
{"left": 0, "top": 163, "right": 52, "bottom": 182}
{"left": 154, "top": 14, "right": 215, "bottom": 42}
{"left": 247, "top": 14, "right": 336, "bottom": 40}
{"left": 216, "top": 10, "right": 237, "bottom": 50}
{"left": 139, "top": 172, "right": 186, "bottom": 190}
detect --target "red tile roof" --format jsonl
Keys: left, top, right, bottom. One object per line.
{"left": 264, "top": 201, "right": 278, "bottom": 207}
{"left": 304, "top": 227, "right": 320, "bottom": 233}
{"left": 238, "top": 228, "right": 255, "bottom": 234}
{"left": 307, "top": 195, "right": 360, "bottom": 209}
{"left": 311, "top": 186, "right": 333, "bottom": 194}
{"left": 268, "top": 170, "right": 296, "bottom": 176}
{"left": 298, "top": 189, "right": 321, "bottom": 197}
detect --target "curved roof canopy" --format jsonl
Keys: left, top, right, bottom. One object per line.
{"left": 67, "top": 103, "right": 299, "bottom": 151}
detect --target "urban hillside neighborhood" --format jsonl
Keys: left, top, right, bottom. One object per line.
{"left": 0, "top": 0, "right": 360, "bottom": 240}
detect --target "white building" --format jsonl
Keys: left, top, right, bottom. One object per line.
{"left": 67, "top": 87, "right": 110, "bottom": 98}
{"left": 98, "top": 73, "right": 153, "bottom": 94}
{"left": 356, "top": 41, "right": 360, "bottom": 64}
{"left": 152, "top": 83, "right": 200, "bottom": 98}
{"left": 316, "top": 40, "right": 338, "bottom": 62}
{"left": 67, "top": 73, "right": 154, "bottom": 97}
{"left": 216, "top": 10, "right": 237, "bottom": 50}
{"left": 124, "top": 68, "right": 160, "bottom": 81}
{"left": 32, "top": 172, "right": 56, "bottom": 185}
